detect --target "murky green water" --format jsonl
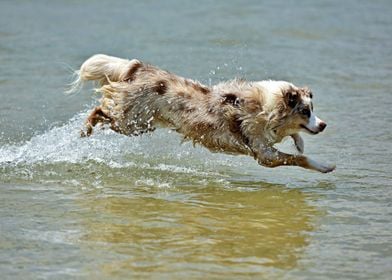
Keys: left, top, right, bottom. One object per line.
{"left": 1, "top": 0, "right": 391, "bottom": 279}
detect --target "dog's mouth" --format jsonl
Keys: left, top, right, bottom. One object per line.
{"left": 300, "top": 124, "right": 319, "bottom": 135}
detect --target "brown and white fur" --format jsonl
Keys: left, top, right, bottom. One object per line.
{"left": 68, "top": 54, "right": 335, "bottom": 173}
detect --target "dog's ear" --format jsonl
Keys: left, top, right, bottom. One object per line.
{"left": 284, "top": 91, "right": 299, "bottom": 108}
{"left": 222, "top": 93, "right": 241, "bottom": 107}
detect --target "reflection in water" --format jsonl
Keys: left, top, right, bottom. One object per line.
{"left": 77, "top": 183, "right": 320, "bottom": 278}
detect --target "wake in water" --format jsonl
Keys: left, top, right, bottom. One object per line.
{"left": 0, "top": 111, "right": 244, "bottom": 187}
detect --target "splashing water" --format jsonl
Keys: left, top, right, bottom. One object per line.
{"left": 0, "top": 111, "right": 247, "bottom": 187}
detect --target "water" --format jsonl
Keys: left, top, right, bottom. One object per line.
{"left": 1, "top": 0, "right": 391, "bottom": 279}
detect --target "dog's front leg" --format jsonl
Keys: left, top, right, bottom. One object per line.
{"left": 291, "top": 133, "right": 304, "bottom": 154}
{"left": 256, "top": 146, "right": 335, "bottom": 173}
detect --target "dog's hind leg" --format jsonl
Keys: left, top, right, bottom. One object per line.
{"left": 81, "top": 107, "right": 112, "bottom": 137}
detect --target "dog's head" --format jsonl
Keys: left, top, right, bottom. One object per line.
{"left": 280, "top": 85, "right": 327, "bottom": 136}
{"left": 220, "top": 80, "right": 327, "bottom": 145}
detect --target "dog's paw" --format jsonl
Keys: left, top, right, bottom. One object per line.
{"left": 80, "top": 124, "right": 93, "bottom": 137}
{"left": 307, "top": 158, "right": 336, "bottom": 173}
{"left": 317, "top": 163, "right": 336, "bottom": 173}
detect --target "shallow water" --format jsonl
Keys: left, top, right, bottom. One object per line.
{"left": 1, "top": 0, "right": 392, "bottom": 279}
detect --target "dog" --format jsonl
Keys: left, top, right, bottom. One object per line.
{"left": 68, "top": 54, "right": 335, "bottom": 173}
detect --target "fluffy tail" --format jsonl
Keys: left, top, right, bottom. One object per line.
{"left": 65, "top": 54, "right": 135, "bottom": 94}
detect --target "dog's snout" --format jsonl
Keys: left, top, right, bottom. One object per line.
{"left": 319, "top": 122, "right": 327, "bottom": 132}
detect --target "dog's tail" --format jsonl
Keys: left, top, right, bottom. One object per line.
{"left": 65, "top": 54, "right": 135, "bottom": 94}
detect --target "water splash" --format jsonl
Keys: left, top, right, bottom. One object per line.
{"left": 0, "top": 111, "right": 241, "bottom": 186}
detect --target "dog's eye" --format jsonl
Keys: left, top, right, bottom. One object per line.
{"left": 300, "top": 108, "right": 311, "bottom": 117}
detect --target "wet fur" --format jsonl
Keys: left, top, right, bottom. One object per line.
{"left": 69, "top": 54, "right": 335, "bottom": 173}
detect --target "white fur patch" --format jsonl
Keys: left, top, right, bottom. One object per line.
{"left": 302, "top": 96, "right": 312, "bottom": 104}
{"left": 308, "top": 112, "right": 320, "bottom": 129}
{"left": 306, "top": 112, "right": 323, "bottom": 132}
{"left": 255, "top": 80, "right": 294, "bottom": 108}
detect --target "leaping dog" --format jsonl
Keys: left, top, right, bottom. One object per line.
{"left": 68, "top": 54, "right": 335, "bottom": 173}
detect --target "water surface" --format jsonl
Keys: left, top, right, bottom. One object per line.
{"left": 0, "top": 0, "right": 391, "bottom": 279}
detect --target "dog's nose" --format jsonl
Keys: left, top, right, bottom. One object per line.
{"left": 319, "top": 122, "right": 327, "bottom": 132}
